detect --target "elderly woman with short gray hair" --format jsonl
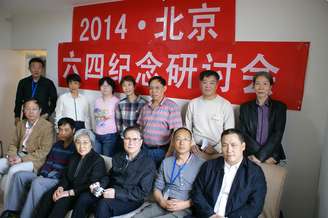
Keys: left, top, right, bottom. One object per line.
{"left": 34, "top": 129, "right": 107, "bottom": 218}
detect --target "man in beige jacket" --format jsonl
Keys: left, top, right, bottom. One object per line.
{"left": 0, "top": 98, "right": 53, "bottom": 200}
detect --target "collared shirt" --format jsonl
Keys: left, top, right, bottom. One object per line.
{"left": 155, "top": 154, "right": 205, "bottom": 200}
{"left": 55, "top": 92, "right": 91, "bottom": 129}
{"left": 22, "top": 119, "right": 38, "bottom": 147}
{"left": 14, "top": 76, "right": 57, "bottom": 118}
{"left": 256, "top": 99, "right": 270, "bottom": 145}
{"left": 115, "top": 95, "right": 147, "bottom": 136}
{"left": 214, "top": 159, "right": 243, "bottom": 216}
{"left": 137, "top": 97, "right": 182, "bottom": 146}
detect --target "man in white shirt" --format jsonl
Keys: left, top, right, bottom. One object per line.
{"left": 185, "top": 70, "right": 234, "bottom": 160}
{"left": 191, "top": 128, "right": 267, "bottom": 218}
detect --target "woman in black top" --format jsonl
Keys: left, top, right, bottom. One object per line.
{"left": 239, "top": 71, "right": 287, "bottom": 164}
{"left": 72, "top": 126, "right": 156, "bottom": 218}
{"left": 34, "top": 129, "right": 106, "bottom": 218}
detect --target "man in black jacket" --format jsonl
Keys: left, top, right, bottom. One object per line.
{"left": 72, "top": 126, "right": 156, "bottom": 218}
{"left": 191, "top": 129, "right": 267, "bottom": 218}
{"left": 14, "top": 57, "right": 57, "bottom": 125}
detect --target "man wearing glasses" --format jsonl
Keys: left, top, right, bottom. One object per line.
{"left": 71, "top": 126, "right": 156, "bottom": 218}
{"left": 0, "top": 98, "right": 53, "bottom": 201}
{"left": 133, "top": 127, "right": 205, "bottom": 218}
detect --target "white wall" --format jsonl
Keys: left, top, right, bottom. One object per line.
{"left": 0, "top": 10, "right": 12, "bottom": 49}
{"left": 5, "top": 0, "right": 328, "bottom": 217}
{"left": 319, "top": 112, "right": 328, "bottom": 218}
{"left": 0, "top": 50, "right": 25, "bottom": 148}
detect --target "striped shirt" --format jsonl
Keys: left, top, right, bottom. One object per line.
{"left": 137, "top": 97, "right": 182, "bottom": 146}
{"left": 38, "top": 141, "right": 76, "bottom": 179}
{"left": 115, "top": 95, "right": 148, "bottom": 136}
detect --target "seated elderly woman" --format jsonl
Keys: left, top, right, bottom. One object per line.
{"left": 33, "top": 129, "right": 106, "bottom": 218}
{"left": 71, "top": 126, "right": 156, "bottom": 218}
{"left": 239, "top": 71, "right": 287, "bottom": 164}
{"left": 0, "top": 98, "right": 53, "bottom": 201}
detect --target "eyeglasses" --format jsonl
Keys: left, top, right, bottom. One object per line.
{"left": 123, "top": 137, "right": 141, "bottom": 142}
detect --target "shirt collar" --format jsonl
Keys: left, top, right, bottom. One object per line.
{"left": 224, "top": 158, "right": 243, "bottom": 172}
{"left": 256, "top": 97, "right": 270, "bottom": 107}
{"left": 26, "top": 119, "right": 39, "bottom": 129}
{"left": 147, "top": 97, "right": 167, "bottom": 107}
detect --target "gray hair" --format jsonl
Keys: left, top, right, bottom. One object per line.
{"left": 74, "top": 129, "right": 96, "bottom": 147}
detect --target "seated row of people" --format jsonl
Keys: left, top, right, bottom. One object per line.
{"left": 2, "top": 126, "right": 266, "bottom": 218}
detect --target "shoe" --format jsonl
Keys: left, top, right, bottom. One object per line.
{"left": 0, "top": 210, "right": 18, "bottom": 218}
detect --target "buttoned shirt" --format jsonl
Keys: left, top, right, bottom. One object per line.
{"left": 256, "top": 100, "right": 269, "bottom": 145}
{"left": 214, "top": 159, "right": 243, "bottom": 216}
{"left": 115, "top": 95, "right": 147, "bottom": 137}
{"left": 137, "top": 97, "right": 182, "bottom": 146}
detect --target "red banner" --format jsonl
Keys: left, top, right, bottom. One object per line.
{"left": 72, "top": 0, "right": 235, "bottom": 44}
{"left": 58, "top": 41, "right": 309, "bottom": 110}
{"left": 57, "top": 0, "right": 310, "bottom": 111}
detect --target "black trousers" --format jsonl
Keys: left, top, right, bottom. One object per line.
{"left": 33, "top": 187, "right": 76, "bottom": 218}
{"left": 72, "top": 192, "right": 142, "bottom": 218}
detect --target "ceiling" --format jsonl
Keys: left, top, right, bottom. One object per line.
{"left": 0, "top": 0, "right": 118, "bottom": 17}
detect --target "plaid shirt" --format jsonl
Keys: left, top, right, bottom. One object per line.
{"left": 115, "top": 95, "right": 148, "bottom": 136}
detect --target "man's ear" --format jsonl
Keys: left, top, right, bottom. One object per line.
{"left": 241, "top": 142, "right": 246, "bottom": 151}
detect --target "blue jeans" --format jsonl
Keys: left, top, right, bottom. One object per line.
{"left": 143, "top": 145, "right": 168, "bottom": 168}
{"left": 95, "top": 133, "right": 118, "bottom": 157}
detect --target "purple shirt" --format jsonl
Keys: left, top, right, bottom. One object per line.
{"left": 137, "top": 97, "right": 182, "bottom": 146}
{"left": 256, "top": 100, "right": 269, "bottom": 145}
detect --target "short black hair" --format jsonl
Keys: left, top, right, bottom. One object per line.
{"left": 173, "top": 127, "right": 192, "bottom": 138}
{"left": 252, "top": 71, "right": 274, "bottom": 85}
{"left": 148, "top": 76, "right": 166, "bottom": 86}
{"left": 123, "top": 126, "right": 142, "bottom": 139}
{"left": 120, "top": 75, "right": 136, "bottom": 86}
{"left": 221, "top": 128, "right": 245, "bottom": 144}
{"left": 24, "top": 97, "right": 41, "bottom": 109}
{"left": 66, "top": 74, "right": 81, "bottom": 85}
{"left": 199, "top": 70, "right": 220, "bottom": 81}
{"left": 29, "top": 57, "right": 45, "bottom": 69}
{"left": 98, "top": 77, "right": 116, "bottom": 93}
{"left": 58, "top": 117, "right": 76, "bottom": 130}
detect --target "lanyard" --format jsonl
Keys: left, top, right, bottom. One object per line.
{"left": 169, "top": 153, "right": 192, "bottom": 185}
{"left": 31, "top": 81, "right": 38, "bottom": 97}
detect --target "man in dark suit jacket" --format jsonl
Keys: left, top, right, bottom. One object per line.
{"left": 191, "top": 129, "right": 267, "bottom": 218}
{"left": 14, "top": 57, "right": 57, "bottom": 125}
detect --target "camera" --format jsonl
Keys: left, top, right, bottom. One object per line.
{"left": 92, "top": 185, "right": 104, "bottom": 197}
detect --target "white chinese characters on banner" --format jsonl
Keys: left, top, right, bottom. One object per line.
{"left": 188, "top": 3, "right": 220, "bottom": 41}
{"left": 85, "top": 54, "right": 104, "bottom": 80}
{"left": 241, "top": 53, "right": 279, "bottom": 93}
{"left": 155, "top": 6, "right": 184, "bottom": 41}
{"left": 166, "top": 54, "right": 197, "bottom": 88}
{"left": 202, "top": 53, "right": 236, "bottom": 92}
{"left": 63, "top": 51, "right": 81, "bottom": 78}
{"left": 135, "top": 52, "right": 163, "bottom": 86}
{"left": 108, "top": 53, "right": 130, "bottom": 82}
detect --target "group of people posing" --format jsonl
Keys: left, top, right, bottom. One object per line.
{"left": 0, "top": 57, "right": 287, "bottom": 218}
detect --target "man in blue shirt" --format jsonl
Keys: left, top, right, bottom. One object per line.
{"left": 1, "top": 117, "right": 76, "bottom": 218}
